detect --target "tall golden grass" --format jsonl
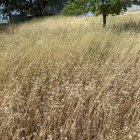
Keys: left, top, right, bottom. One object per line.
{"left": 0, "top": 13, "right": 140, "bottom": 140}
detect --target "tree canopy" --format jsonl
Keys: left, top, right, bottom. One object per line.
{"left": 0, "top": 0, "right": 61, "bottom": 17}
{"left": 62, "top": 0, "right": 127, "bottom": 26}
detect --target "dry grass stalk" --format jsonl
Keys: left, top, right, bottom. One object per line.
{"left": 0, "top": 13, "right": 140, "bottom": 140}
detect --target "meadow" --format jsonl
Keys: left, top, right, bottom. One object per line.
{"left": 0, "top": 13, "right": 140, "bottom": 140}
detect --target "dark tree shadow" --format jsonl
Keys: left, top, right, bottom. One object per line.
{"left": 0, "top": 23, "right": 18, "bottom": 34}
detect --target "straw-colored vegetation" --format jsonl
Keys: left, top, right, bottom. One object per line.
{"left": 0, "top": 13, "right": 140, "bottom": 140}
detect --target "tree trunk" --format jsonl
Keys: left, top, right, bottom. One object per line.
{"left": 103, "top": 13, "right": 107, "bottom": 27}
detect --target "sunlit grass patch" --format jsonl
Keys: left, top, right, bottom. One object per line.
{"left": 0, "top": 12, "right": 140, "bottom": 140}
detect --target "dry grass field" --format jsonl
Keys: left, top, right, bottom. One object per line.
{"left": 0, "top": 13, "right": 140, "bottom": 140}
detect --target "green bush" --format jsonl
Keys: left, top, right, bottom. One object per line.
{"left": 62, "top": 0, "right": 91, "bottom": 15}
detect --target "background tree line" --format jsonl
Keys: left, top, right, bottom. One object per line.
{"left": 0, "top": 0, "right": 64, "bottom": 17}
{"left": 0, "top": 0, "right": 137, "bottom": 26}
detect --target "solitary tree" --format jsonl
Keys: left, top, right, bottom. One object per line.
{"left": 62, "top": 0, "right": 127, "bottom": 26}
{"left": 99, "top": 0, "right": 127, "bottom": 26}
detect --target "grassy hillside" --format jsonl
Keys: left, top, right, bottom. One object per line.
{"left": 0, "top": 13, "right": 140, "bottom": 140}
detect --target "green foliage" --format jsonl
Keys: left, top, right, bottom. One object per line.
{"left": 62, "top": 0, "right": 90, "bottom": 15}
{"left": 62, "top": 0, "right": 127, "bottom": 16}
{"left": 0, "top": 0, "right": 61, "bottom": 17}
